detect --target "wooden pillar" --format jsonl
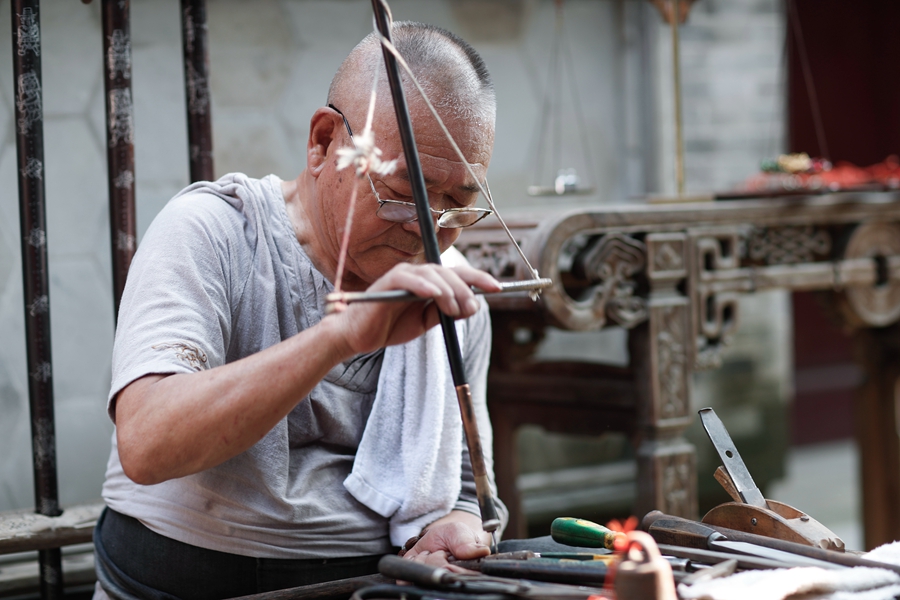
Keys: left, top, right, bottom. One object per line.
{"left": 854, "top": 324, "right": 900, "bottom": 549}
{"left": 631, "top": 233, "right": 697, "bottom": 519}
{"left": 180, "top": 0, "right": 214, "bottom": 182}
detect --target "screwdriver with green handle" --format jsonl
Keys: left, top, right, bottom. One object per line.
{"left": 550, "top": 517, "right": 625, "bottom": 550}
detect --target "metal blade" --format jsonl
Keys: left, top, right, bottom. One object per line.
{"left": 710, "top": 540, "right": 848, "bottom": 570}
{"left": 699, "top": 407, "right": 768, "bottom": 508}
{"left": 657, "top": 544, "right": 794, "bottom": 571}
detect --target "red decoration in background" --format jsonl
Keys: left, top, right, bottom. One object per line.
{"left": 741, "top": 155, "right": 900, "bottom": 193}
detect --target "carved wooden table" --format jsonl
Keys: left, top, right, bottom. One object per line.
{"left": 456, "top": 191, "right": 900, "bottom": 547}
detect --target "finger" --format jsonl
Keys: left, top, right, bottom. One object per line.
{"left": 433, "top": 266, "right": 482, "bottom": 318}
{"left": 446, "top": 537, "right": 490, "bottom": 560}
{"left": 383, "top": 264, "right": 461, "bottom": 317}
{"left": 408, "top": 264, "right": 492, "bottom": 318}
{"left": 415, "top": 550, "right": 453, "bottom": 568}
{"left": 451, "top": 264, "right": 502, "bottom": 294}
{"left": 418, "top": 267, "right": 463, "bottom": 317}
{"left": 369, "top": 265, "right": 446, "bottom": 299}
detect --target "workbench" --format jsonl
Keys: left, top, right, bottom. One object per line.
{"left": 456, "top": 190, "right": 900, "bottom": 547}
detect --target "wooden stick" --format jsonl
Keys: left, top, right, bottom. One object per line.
{"left": 369, "top": 0, "right": 501, "bottom": 534}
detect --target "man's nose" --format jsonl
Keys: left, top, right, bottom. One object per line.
{"left": 400, "top": 214, "right": 441, "bottom": 235}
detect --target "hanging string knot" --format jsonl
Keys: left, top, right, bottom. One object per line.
{"left": 336, "top": 129, "right": 398, "bottom": 178}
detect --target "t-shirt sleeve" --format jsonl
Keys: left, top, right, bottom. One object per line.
{"left": 107, "top": 194, "right": 244, "bottom": 422}
{"left": 453, "top": 297, "right": 509, "bottom": 534}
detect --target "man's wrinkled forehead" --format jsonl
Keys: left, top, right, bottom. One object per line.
{"left": 390, "top": 165, "right": 485, "bottom": 195}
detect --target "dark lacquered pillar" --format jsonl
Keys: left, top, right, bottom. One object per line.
{"left": 180, "top": 0, "right": 214, "bottom": 182}
{"left": 10, "top": 2, "right": 63, "bottom": 598}
{"left": 101, "top": 0, "right": 137, "bottom": 317}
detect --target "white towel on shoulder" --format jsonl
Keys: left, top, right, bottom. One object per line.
{"left": 344, "top": 247, "right": 469, "bottom": 546}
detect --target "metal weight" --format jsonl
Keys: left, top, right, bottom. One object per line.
{"left": 615, "top": 531, "right": 677, "bottom": 600}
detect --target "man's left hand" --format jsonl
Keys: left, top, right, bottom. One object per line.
{"left": 402, "top": 515, "right": 492, "bottom": 572}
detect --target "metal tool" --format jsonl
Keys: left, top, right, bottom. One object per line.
{"left": 479, "top": 558, "right": 608, "bottom": 586}
{"left": 699, "top": 408, "right": 767, "bottom": 508}
{"left": 698, "top": 407, "right": 844, "bottom": 551}
{"left": 678, "top": 559, "right": 737, "bottom": 586}
{"left": 377, "top": 554, "right": 610, "bottom": 600}
{"left": 657, "top": 544, "right": 797, "bottom": 571}
{"left": 643, "top": 512, "right": 846, "bottom": 569}
{"left": 326, "top": 278, "right": 552, "bottom": 306}
{"left": 645, "top": 511, "right": 900, "bottom": 575}
{"left": 712, "top": 540, "right": 846, "bottom": 569}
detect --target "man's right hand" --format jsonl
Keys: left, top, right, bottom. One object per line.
{"left": 328, "top": 262, "right": 500, "bottom": 356}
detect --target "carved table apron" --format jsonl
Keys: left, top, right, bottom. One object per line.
{"left": 456, "top": 191, "right": 900, "bottom": 546}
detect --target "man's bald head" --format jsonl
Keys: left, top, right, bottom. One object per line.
{"left": 327, "top": 21, "right": 496, "bottom": 129}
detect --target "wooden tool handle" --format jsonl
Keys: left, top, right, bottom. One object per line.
{"left": 551, "top": 517, "right": 623, "bottom": 550}
{"left": 714, "top": 466, "right": 743, "bottom": 503}
{"left": 640, "top": 511, "right": 723, "bottom": 549}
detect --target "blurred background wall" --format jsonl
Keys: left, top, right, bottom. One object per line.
{"left": 0, "top": 0, "right": 797, "bottom": 534}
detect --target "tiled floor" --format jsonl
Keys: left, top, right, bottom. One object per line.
{"left": 767, "top": 439, "right": 862, "bottom": 551}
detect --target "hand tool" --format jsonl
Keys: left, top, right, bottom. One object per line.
{"left": 657, "top": 544, "right": 801, "bottom": 571}
{"left": 641, "top": 512, "right": 845, "bottom": 570}
{"left": 377, "top": 554, "right": 611, "bottom": 600}
{"left": 478, "top": 558, "right": 609, "bottom": 586}
{"left": 677, "top": 559, "right": 737, "bottom": 586}
{"left": 549, "top": 517, "right": 624, "bottom": 550}
{"left": 698, "top": 407, "right": 844, "bottom": 551}
{"left": 454, "top": 551, "right": 615, "bottom": 568}
{"left": 326, "top": 278, "right": 553, "bottom": 306}
{"left": 644, "top": 511, "right": 900, "bottom": 575}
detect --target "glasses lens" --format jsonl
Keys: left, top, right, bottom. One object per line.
{"left": 376, "top": 201, "right": 418, "bottom": 223}
{"left": 438, "top": 210, "right": 490, "bottom": 228}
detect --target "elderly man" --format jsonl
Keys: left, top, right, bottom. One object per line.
{"left": 93, "top": 21, "right": 506, "bottom": 600}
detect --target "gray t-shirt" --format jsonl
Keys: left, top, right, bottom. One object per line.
{"left": 101, "top": 173, "right": 495, "bottom": 558}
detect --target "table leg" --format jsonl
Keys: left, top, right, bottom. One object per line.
{"left": 854, "top": 325, "right": 900, "bottom": 549}
{"left": 631, "top": 303, "right": 698, "bottom": 520}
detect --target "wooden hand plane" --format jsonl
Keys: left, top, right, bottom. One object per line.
{"left": 698, "top": 407, "right": 845, "bottom": 552}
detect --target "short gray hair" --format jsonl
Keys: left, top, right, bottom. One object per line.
{"left": 328, "top": 21, "right": 496, "bottom": 126}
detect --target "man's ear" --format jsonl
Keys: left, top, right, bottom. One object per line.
{"left": 307, "top": 107, "right": 341, "bottom": 177}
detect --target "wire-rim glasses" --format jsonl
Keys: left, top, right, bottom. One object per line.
{"left": 328, "top": 104, "right": 493, "bottom": 229}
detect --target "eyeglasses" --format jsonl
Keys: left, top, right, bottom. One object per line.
{"left": 328, "top": 104, "right": 493, "bottom": 229}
